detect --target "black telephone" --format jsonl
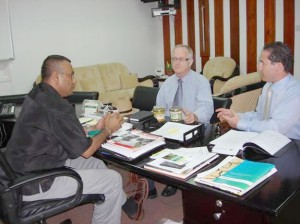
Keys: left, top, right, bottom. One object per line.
{"left": 0, "top": 102, "right": 15, "bottom": 119}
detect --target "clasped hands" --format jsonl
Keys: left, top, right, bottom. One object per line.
{"left": 94, "top": 112, "right": 123, "bottom": 134}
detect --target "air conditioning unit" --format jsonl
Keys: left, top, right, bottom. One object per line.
{"left": 151, "top": 7, "right": 176, "bottom": 17}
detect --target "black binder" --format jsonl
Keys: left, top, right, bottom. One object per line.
{"left": 128, "top": 111, "right": 153, "bottom": 122}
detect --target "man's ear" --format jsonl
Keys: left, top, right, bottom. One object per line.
{"left": 189, "top": 58, "right": 194, "bottom": 67}
{"left": 276, "top": 62, "right": 284, "bottom": 72}
{"left": 47, "top": 71, "right": 60, "bottom": 85}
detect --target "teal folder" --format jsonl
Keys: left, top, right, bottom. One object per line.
{"left": 213, "top": 160, "right": 275, "bottom": 190}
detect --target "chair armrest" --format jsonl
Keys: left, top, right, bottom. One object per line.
{"left": 210, "top": 64, "right": 240, "bottom": 92}
{"left": 138, "top": 75, "right": 158, "bottom": 87}
{"left": 7, "top": 167, "right": 83, "bottom": 195}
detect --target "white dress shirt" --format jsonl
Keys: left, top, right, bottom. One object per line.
{"left": 238, "top": 74, "right": 300, "bottom": 140}
{"left": 156, "top": 70, "right": 214, "bottom": 123}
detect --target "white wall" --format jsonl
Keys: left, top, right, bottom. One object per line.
{"left": 0, "top": 0, "right": 164, "bottom": 95}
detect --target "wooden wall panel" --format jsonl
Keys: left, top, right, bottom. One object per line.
{"left": 284, "top": 0, "right": 295, "bottom": 74}
{"left": 264, "top": 0, "right": 275, "bottom": 44}
{"left": 174, "top": 0, "right": 183, "bottom": 45}
{"left": 214, "top": 0, "right": 224, "bottom": 56}
{"left": 163, "top": 15, "right": 171, "bottom": 73}
{"left": 230, "top": 0, "right": 240, "bottom": 66}
{"left": 161, "top": 0, "right": 296, "bottom": 75}
{"left": 246, "top": 0, "right": 257, "bottom": 73}
{"left": 198, "top": 0, "right": 210, "bottom": 69}
{"left": 186, "top": 1, "right": 196, "bottom": 70}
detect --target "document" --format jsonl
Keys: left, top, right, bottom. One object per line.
{"left": 195, "top": 156, "right": 277, "bottom": 196}
{"left": 151, "top": 122, "right": 201, "bottom": 142}
{"left": 209, "top": 130, "right": 291, "bottom": 157}
{"left": 144, "top": 147, "right": 219, "bottom": 180}
{"left": 101, "top": 129, "right": 165, "bottom": 161}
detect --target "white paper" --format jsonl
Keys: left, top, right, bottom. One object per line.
{"left": 151, "top": 122, "right": 200, "bottom": 141}
{"left": 210, "top": 130, "right": 291, "bottom": 156}
{"left": 210, "top": 130, "right": 257, "bottom": 155}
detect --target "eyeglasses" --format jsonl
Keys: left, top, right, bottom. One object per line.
{"left": 171, "top": 57, "right": 191, "bottom": 63}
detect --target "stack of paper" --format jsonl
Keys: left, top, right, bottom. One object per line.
{"left": 101, "top": 129, "right": 165, "bottom": 161}
{"left": 195, "top": 156, "right": 277, "bottom": 196}
{"left": 144, "top": 147, "right": 219, "bottom": 180}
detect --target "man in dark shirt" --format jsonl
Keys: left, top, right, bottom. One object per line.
{"left": 5, "top": 55, "right": 145, "bottom": 223}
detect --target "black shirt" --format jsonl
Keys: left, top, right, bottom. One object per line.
{"left": 5, "top": 83, "right": 91, "bottom": 193}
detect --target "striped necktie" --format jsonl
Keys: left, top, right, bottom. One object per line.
{"left": 263, "top": 84, "right": 272, "bottom": 120}
{"left": 173, "top": 79, "right": 183, "bottom": 107}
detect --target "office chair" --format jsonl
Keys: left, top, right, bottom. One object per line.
{"left": 132, "top": 86, "right": 159, "bottom": 111}
{"left": 210, "top": 96, "right": 232, "bottom": 124}
{"left": 0, "top": 150, "right": 105, "bottom": 224}
{"left": 65, "top": 91, "right": 99, "bottom": 103}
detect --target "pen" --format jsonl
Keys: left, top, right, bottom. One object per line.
{"left": 80, "top": 119, "right": 94, "bottom": 125}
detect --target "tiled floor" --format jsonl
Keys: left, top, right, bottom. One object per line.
{"left": 46, "top": 163, "right": 183, "bottom": 224}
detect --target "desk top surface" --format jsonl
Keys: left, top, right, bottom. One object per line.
{"left": 95, "top": 121, "right": 300, "bottom": 217}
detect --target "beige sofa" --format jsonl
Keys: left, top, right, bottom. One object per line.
{"left": 36, "top": 62, "right": 153, "bottom": 104}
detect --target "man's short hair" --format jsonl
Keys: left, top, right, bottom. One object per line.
{"left": 173, "top": 44, "right": 193, "bottom": 58}
{"left": 263, "top": 41, "right": 293, "bottom": 73}
{"left": 41, "top": 55, "right": 71, "bottom": 81}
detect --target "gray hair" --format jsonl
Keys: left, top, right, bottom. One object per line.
{"left": 173, "top": 44, "right": 193, "bottom": 58}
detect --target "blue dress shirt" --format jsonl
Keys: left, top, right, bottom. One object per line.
{"left": 156, "top": 70, "right": 214, "bottom": 123}
{"left": 237, "top": 74, "right": 300, "bottom": 140}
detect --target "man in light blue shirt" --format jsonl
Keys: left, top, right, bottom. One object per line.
{"left": 150, "top": 44, "right": 213, "bottom": 198}
{"left": 157, "top": 44, "right": 214, "bottom": 124}
{"left": 217, "top": 41, "right": 300, "bottom": 140}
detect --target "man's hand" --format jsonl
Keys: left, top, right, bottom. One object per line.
{"left": 94, "top": 114, "right": 107, "bottom": 130}
{"left": 104, "top": 112, "right": 123, "bottom": 134}
{"left": 182, "top": 109, "right": 198, "bottom": 124}
{"left": 216, "top": 108, "right": 239, "bottom": 128}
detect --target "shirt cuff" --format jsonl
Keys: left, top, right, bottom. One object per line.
{"left": 237, "top": 119, "right": 248, "bottom": 131}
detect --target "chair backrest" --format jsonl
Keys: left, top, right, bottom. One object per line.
{"left": 0, "top": 150, "right": 16, "bottom": 192}
{"left": 132, "top": 86, "right": 159, "bottom": 111}
{"left": 203, "top": 57, "right": 236, "bottom": 81}
{"left": 210, "top": 97, "right": 232, "bottom": 124}
{"left": 230, "top": 88, "right": 263, "bottom": 113}
{"left": 0, "top": 150, "right": 22, "bottom": 222}
{"left": 214, "top": 72, "right": 262, "bottom": 97}
{"left": 65, "top": 91, "right": 99, "bottom": 104}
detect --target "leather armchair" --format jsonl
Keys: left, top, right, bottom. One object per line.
{"left": 201, "top": 57, "right": 239, "bottom": 94}
{"left": 132, "top": 86, "right": 159, "bottom": 111}
{"left": 0, "top": 151, "right": 104, "bottom": 224}
{"left": 210, "top": 96, "right": 232, "bottom": 124}
{"left": 213, "top": 72, "right": 265, "bottom": 113}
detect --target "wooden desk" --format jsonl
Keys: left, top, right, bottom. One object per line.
{"left": 3, "top": 107, "right": 300, "bottom": 223}
{"left": 95, "top": 123, "right": 300, "bottom": 224}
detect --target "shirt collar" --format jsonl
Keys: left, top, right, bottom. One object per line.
{"left": 175, "top": 69, "right": 192, "bottom": 82}
{"left": 270, "top": 73, "right": 292, "bottom": 91}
